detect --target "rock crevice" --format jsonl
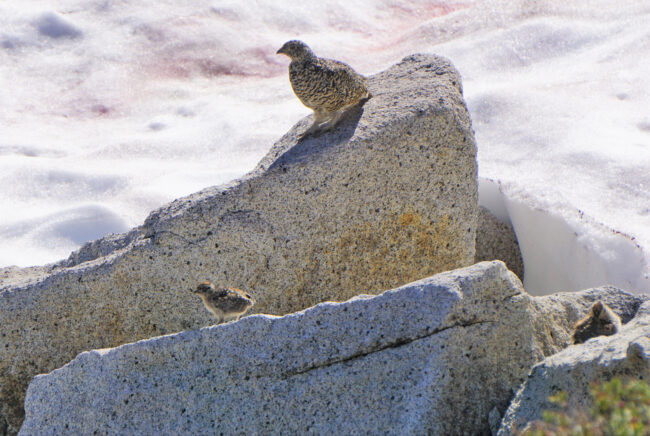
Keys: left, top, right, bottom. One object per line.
{"left": 286, "top": 318, "right": 496, "bottom": 379}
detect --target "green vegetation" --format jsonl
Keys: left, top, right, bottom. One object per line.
{"left": 523, "top": 377, "right": 650, "bottom": 436}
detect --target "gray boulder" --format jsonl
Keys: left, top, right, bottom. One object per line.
{"left": 0, "top": 53, "right": 478, "bottom": 434}
{"left": 20, "top": 261, "right": 521, "bottom": 435}
{"left": 19, "top": 261, "right": 646, "bottom": 435}
{"left": 475, "top": 206, "right": 524, "bottom": 280}
{"left": 498, "top": 298, "right": 650, "bottom": 435}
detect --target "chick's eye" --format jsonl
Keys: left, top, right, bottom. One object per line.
{"left": 245, "top": 294, "right": 252, "bottom": 299}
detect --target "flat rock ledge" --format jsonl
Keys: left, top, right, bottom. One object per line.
{"left": 19, "top": 261, "right": 647, "bottom": 435}
{"left": 0, "top": 53, "right": 478, "bottom": 434}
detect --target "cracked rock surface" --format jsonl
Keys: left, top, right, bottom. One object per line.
{"left": 0, "top": 53, "right": 478, "bottom": 435}
{"left": 19, "top": 261, "right": 645, "bottom": 435}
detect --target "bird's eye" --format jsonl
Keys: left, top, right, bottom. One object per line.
{"left": 245, "top": 294, "right": 252, "bottom": 299}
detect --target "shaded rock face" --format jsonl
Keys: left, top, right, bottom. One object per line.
{"left": 475, "top": 206, "right": 524, "bottom": 280}
{"left": 18, "top": 262, "right": 647, "bottom": 435}
{"left": 527, "top": 285, "right": 646, "bottom": 358}
{"left": 498, "top": 298, "right": 650, "bottom": 435}
{"left": 0, "top": 54, "right": 478, "bottom": 434}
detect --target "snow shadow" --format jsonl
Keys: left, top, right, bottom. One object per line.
{"left": 479, "top": 178, "right": 649, "bottom": 295}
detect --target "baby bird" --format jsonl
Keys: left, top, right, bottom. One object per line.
{"left": 572, "top": 300, "right": 622, "bottom": 344}
{"left": 192, "top": 281, "right": 255, "bottom": 324}
{"left": 277, "top": 40, "right": 370, "bottom": 137}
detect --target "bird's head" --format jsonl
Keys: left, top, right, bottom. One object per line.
{"left": 276, "top": 40, "right": 315, "bottom": 61}
{"left": 193, "top": 280, "right": 214, "bottom": 295}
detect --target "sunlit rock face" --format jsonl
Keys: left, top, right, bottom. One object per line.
{"left": 19, "top": 261, "right": 646, "bottom": 435}
{"left": 0, "top": 53, "right": 478, "bottom": 435}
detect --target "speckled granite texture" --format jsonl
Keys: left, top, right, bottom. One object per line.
{"left": 20, "top": 261, "right": 647, "bottom": 435}
{"left": 19, "top": 262, "right": 528, "bottom": 435}
{"left": 0, "top": 54, "right": 478, "bottom": 434}
{"left": 475, "top": 206, "right": 524, "bottom": 280}
{"left": 498, "top": 298, "right": 650, "bottom": 435}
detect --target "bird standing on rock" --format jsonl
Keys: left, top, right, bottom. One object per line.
{"left": 191, "top": 281, "right": 255, "bottom": 324}
{"left": 277, "top": 40, "right": 370, "bottom": 137}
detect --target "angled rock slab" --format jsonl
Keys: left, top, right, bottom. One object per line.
{"left": 0, "top": 53, "right": 478, "bottom": 434}
{"left": 19, "top": 261, "right": 519, "bottom": 435}
{"left": 19, "top": 262, "right": 646, "bottom": 435}
{"left": 498, "top": 299, "right": 650, "bottom": 435}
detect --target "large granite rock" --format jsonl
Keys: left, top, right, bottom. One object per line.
{"left": 498, "top": 299, "right": 650, "bottom": 435}
{"left": 18, "top": 262, "right": 647, "bottom": 435}
{"left": 0, "top": 54, "right": 478, "bottom": 434}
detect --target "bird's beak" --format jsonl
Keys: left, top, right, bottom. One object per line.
{"left": 276, "top": 47, "right": 286, "bottom": 55}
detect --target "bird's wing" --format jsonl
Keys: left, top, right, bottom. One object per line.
{"left": 315, "top": 58, "right": 360, "bottom": 80}
{"left": 317, "top": 58, "right": 368, "bottom": 94}
{"left": 212, "top": 287, "right": 230, "bottom": 299}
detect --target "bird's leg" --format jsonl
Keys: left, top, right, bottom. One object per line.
{"left": 324, "top": 96, "right": 370, "bottom": 133}
{"left": 314, "top": 107, "right": 352, "bottom": 134}
{"left": 320, "top": 110, "right": 345, "bottom": 131}
{"left": 301, "top": 110, "right": 331, "bottom": 138}
{"left": 300, "top": 124, "right": 319, "bottom": 139}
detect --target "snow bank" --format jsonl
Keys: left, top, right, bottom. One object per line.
{"left": 480, "top": 178, "right": 648, "bottom": 295}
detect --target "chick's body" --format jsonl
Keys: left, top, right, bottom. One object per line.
{"left": 277, "top": 40, "right": 369, "bottom": 136}
{"left": 192, "top": 281, "right": 255, "bottom": 324}
{"left": 572, "top": 300, "right": 622, "bottom": 344}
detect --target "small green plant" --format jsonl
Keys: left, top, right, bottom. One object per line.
{"left": 523, "top": 377, "right": 650, "bottom": 436}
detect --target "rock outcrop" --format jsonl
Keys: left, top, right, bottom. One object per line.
{"left": 498, "top": 298, "right": 650, "bottom": 435}
{"left": 19, "top": 262, "right": 647, "bottom": 435}
{"left": 0, "top": 54, "right": 478, "bottom": 434}
{"left": 475, "top": 206, "right": 524, "bottom": 280}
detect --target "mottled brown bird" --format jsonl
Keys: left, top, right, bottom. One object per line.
{"left": 192, "top": 281, "right": 255, "bottom": 324}
{"left": 277, "top": 40, "right": 370, "bottom": 137}
{"left": 572, "top": 300, "right": 622, "bottom": 344}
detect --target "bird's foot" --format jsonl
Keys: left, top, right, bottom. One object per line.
{"left": 299, "top": 120, "right": 330, "bottom": 139}
{"left": 299, "top": 123, "right": 321, "bottom": 139}
{"left": 300, "top": 109, "right": 350, "bottom": 139}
